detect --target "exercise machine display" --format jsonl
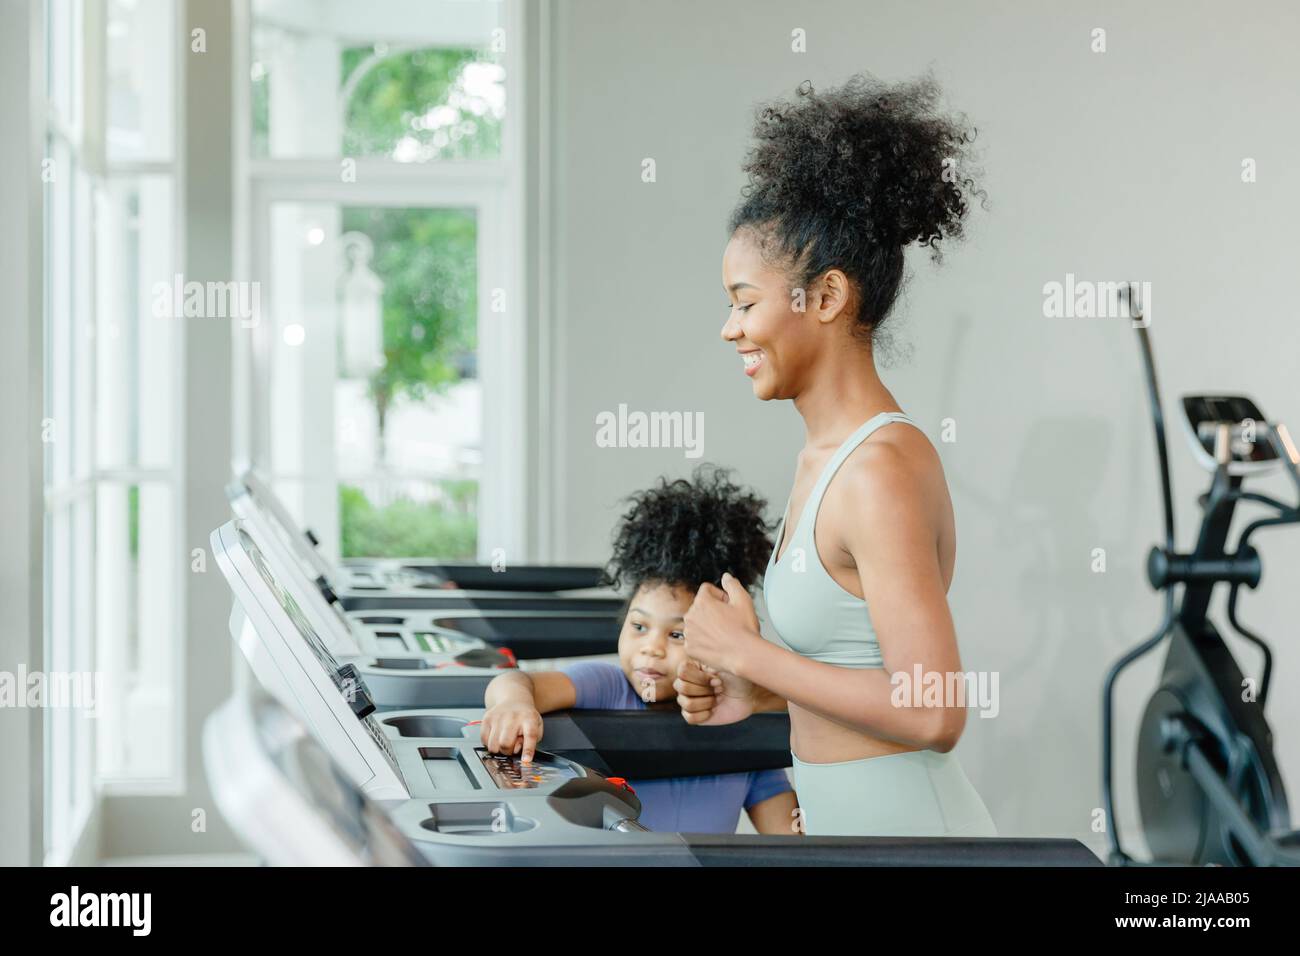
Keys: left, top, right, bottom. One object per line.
{"left": 208, "top": 519, "right": 1101, "bottom": 866}
{"left": 229, "top": 471, "right": 616, "bottom": 609}
{"left": 216, "top": 519, "right": 552, "bottom": 708}
{"left": 227, "top": 485, "right": 625, "bottom": 662}
{"left": 1102, "top": 318, "right": 1300, "bottom": 866}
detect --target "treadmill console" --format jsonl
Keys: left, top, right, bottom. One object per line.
{"left": 477, "top": 749, "right": 583, "bottom": 790}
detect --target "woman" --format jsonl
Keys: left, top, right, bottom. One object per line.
{"left": 676, "top": 72, "right": 996, "bottom": 838}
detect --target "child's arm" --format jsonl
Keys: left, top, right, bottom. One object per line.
{"left": 483, "top": 670, "right": 577, "bottom": 712}
{"left": 745, "top": 791, "right": 801, "bottom": 835}
{"left": 480, "top": 671, "right": 578, "bottom": 762}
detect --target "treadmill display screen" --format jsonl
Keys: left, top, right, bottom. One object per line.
{"left": 238, "top": 482, "right": 353, "bottom": 633}
{"left": 237, "top": 526, "right": 407, "bottom": 787}
{"left": 477, "top": 750, "right": 582, "bottom": 790}
{"left": 241, "top": 528, "right": 345, "bottom": 680}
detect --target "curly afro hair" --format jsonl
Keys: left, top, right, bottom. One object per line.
{"left": 601, "top": 464, "right": 773, "bottom": 595}
{"left": 728, "top": 71, "right": 983, "bottom": 343}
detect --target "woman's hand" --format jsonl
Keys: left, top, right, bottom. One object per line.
{"left": 480, "top": 701, "right": 544, "bottom": 763}
{"left": 682, "top": 572, "right": 764, "bottom": 675}
{"left": 674, "top": 659, "right": 756, "bottom": 726}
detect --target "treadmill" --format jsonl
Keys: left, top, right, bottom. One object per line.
{"left": 226, "top": 481, "right": 625, "bottom": 664}
{"left": 207, "top": 520, "right": 1102, "bottom": 867}
{"left": 228, "top": 472, "right": 620, "bottom": 611}
{"left": 215, "top": 519, "right": 512, "bottom": 708}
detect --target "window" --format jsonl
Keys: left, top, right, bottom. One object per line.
{"left": 243, "top": 0, "right": 526, "bottom": 564}
{"left": 42, "top": 0, "right": 181, "bottom": 863}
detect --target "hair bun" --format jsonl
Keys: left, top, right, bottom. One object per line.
{"left": 728, "top": 71, "right": 983, "bottom": 335}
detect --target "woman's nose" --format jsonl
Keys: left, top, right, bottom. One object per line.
{"left": 721, "top": 311, "right": 741, "bottom": 340}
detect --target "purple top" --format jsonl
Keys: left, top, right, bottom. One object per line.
{"left": 558, "top": 660, "right": 793, "bottom": 833}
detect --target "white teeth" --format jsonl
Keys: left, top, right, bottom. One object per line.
{"left": 743, "top": 352, "right": 762, "bottom": 368}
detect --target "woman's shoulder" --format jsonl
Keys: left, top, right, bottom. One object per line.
{"left": 842, "top": 420, "right": 941, "bottom": 498}
{"left": 824, "top": 420, "right": 949, "bottom": 544}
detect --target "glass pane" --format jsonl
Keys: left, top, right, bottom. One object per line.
{"left": 263, "top": 202, "right": 479, "bottom": 559}
{"left": 72, "top": 168, "right": 94, "bottom": 480}
{"left": 250, "top": 0, "right": 505, "bottom": 161}
{"left": 95, "top": 481, "right": 176, "bottom": 782}
{"left": 106, "top": 0, "right": 175, "bottom": 162}
{"left": 48, "top": 0, "right": 81, "bottom": 129}
{"left": 48, "top": 139, "right": 74, "bottom": 487}
{"left": 72, "top": 496, "right": 96, "bottom": 815}
{"left": 96, "top": 176, "right": 175, "bottom": 471}
{"left": 44, "top": 507, "right": 72, "bottom": 857}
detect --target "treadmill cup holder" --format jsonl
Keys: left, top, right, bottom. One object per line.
{"left": 370, "top": 658, "right": 433, "bottom": 671}
{"left": 382, "top": 715, "right": 469, "bottom": 738}
{"left": 419, "top": 802, "right": 537, "bottom": 836}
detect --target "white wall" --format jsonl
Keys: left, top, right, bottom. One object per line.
{"left": 543, "top": 0, "right": 1300, "bottom": 850}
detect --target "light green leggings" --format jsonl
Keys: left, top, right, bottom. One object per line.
{"left": 791, "top": 749, "right": 997, "bottom": 837}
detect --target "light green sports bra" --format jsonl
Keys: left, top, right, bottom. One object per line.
{"left": 762, "top": 412, "right": 920, "bottom": 669}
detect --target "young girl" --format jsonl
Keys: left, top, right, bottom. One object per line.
{"left": 479, "top": 465, "right": 798, "bottom": 834}
{"left": 676, "top": 72, "right": 998, "bottom": 838}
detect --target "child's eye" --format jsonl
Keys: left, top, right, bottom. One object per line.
{"left": 630, "top": 622, "right": 645, "bottom": 632}
{"left": 671, "top": 631, "right": 685, "bottom": 641}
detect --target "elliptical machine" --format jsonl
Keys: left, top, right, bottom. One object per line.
{"left": 1102, "top": 307, "right": 1300, "bottom": 866}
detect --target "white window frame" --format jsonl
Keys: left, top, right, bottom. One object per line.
{"left": 234, "top": 0, "right": 528, "bottom": 562}
{"left": 41, "top": 0, "right": 186, "bottom": 866}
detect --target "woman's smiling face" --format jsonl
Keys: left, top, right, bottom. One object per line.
{"left": 721, "top": 227, "right": 823, "bottom": 401}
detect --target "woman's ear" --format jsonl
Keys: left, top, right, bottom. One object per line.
{"left": 810, "top": 269, "right": 853, "bottom": 326}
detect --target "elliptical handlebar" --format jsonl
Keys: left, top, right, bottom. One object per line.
{"left": 1268, "top": 422, "right": 1300, "bottom": 500}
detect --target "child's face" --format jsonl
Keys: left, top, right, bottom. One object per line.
{"left": 617, "top": 582, "right": 694, "bottom": 706}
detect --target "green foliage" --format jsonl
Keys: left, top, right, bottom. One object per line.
{"left": 128, "top": 485, "right": 139, "bottom": 561}
{"left": 340, "top": 206, "right": 477, "bottom": 423}
{"left": 252, "top": 42, "right": 502, "bottom": 161}
{"left": 339, "top": 484, "right": 478, "bottom": 559}
{"left": 340, "top": 46, "right": 502, "bottom": 160}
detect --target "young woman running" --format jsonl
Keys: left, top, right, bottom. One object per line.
{"left": 676, "top": 72, "right": 996, "bottom": 838}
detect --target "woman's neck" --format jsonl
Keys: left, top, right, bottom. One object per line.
{"left": 792, "top": 343, "right": 900, "bottom": 448}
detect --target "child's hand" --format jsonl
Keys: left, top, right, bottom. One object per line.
{"left": 674, "top": 659, "right": 755, "bottom": 726}
{"left": 480, "top": 702, "right": 544, "bottom": 763}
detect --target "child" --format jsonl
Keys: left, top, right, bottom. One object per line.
{"left": 480, "top": 464, "right": 797, "bottom": 834}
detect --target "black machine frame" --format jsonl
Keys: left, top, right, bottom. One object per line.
{"left": 1101, "top": 306, "right": 1300, "bottom": 866}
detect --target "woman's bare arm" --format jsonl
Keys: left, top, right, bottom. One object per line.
{"left": 729, "top": 443, "right": 967, "bottom": 750}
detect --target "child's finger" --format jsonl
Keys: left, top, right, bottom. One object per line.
{"left": 677, "top": 688, "right": 716, "bottom": 713}
{"left": 520, "top": 722, "right": 540, "bottom": 765}
{"left": 681, "top": 705, "right": 714, "bottom": 725}
{"left": 673, "top": 675, "right": 712, "bottom": 700}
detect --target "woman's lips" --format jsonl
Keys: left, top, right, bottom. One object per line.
{"left": 741, "top": 350, "right": 764, "bottom": 377}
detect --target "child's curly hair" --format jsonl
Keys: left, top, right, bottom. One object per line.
{"left": 601, "top": 464, "right": 773, "bottom": 594}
